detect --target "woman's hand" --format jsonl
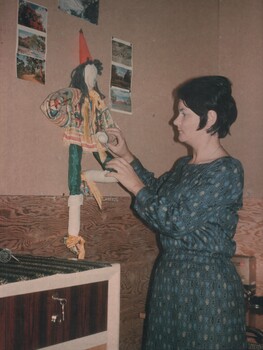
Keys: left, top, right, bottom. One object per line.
{"left": 105, "top": 157, "right": 145, "bottom": 195}
{"left": 105, "top": 128, "right": 134, "bottom": 163}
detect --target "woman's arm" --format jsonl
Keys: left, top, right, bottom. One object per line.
{"left": 105, "top": 128, "right": 168, "bottom": 190}
{"left": 133, "top": 159, "right": 244, "bottom": 239}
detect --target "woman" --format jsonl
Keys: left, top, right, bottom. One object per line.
{"left": 105, "top": 76, "right": 247, "bottom": 349}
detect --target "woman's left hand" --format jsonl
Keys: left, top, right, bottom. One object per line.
{"left": 105, "top": 158, "right": 145, "bottom": 195}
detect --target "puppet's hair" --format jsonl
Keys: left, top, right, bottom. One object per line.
{"left": 69, "top": 59, "right": 105, "bottom": 109}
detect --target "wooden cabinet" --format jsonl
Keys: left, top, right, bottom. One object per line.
{"left": 0, "top": 258, "right": 120, "bottom": 350}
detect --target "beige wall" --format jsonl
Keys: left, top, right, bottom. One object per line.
{"left": 0, "top": 0, "right": 262, "bottom": 198}
{"left": 218, "top": 0, "right": 263, "bottom": 198}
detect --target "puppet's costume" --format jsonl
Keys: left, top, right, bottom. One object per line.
{"left": 41, "top": 87, "right": 115, "bottom": 169}
{"left": 40, "top": 30, "right": 117, "bottom": 259}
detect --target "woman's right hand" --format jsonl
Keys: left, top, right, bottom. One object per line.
{"left": 105, "top": 157, "right": 144, "bottom": 195}
{"left": 106, "top": 128, "right": 134, "bottom": 163}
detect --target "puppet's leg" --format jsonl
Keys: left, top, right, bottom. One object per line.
{"left": 64, "top": 144, "right": 85, "bottom": 259}
{"left": 81, "top": 170, "right": 117, "bottom": 183}
{"left": 80, "top": 132, "right": 115, "bottom": 209}
{"left": 81, "top": 150, "right": 117, "bottom": 209}
{"left": 66, "top": 194, "right": 85, "bottom": 259}
{"left": 93, "top": 150, "right": 113, "bottom": 169}
{"left": 81, "top": 169, "right": 117, "bottom": 208}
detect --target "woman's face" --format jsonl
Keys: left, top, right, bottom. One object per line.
{"left": 173, "top": 100, "right": 202, "bottom": 146}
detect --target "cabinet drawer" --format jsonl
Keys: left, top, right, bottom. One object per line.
{"left": 1, "top": 281, "right": 108, "bottom": 350}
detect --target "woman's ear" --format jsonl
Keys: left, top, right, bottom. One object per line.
{"left": 206, "top": 110, "right": 217, "bottom": 128}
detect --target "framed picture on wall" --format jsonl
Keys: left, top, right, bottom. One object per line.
{"left": 58, "top": 0, "right": 100, "bottom": 25}
{"left": 110, "top": 37, "right": 133, "bottom": 114}
{"left": 16, "top": 0, "right": 47, "bottom": 85}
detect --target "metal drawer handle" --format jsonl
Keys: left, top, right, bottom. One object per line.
{"left": 51, "top": 295, "right": 67, "bottom": 323}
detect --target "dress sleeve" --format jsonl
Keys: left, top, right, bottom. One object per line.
{"left": 132, "top": 159, "right": 244, "bottom": 239}
{"left": 131, "top": 158, "right": 171, "bottom": 192}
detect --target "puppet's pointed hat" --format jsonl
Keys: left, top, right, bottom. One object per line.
{"left": 79, "top": 29, "right": 92, "bottom": 64}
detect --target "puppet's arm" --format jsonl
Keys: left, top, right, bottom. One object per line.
{"left": 40, "top": 88, "right": 81, "bottom": 128}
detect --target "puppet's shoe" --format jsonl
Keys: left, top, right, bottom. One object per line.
{"left": 64, "top": 235, "right": 85, "bottom": 260}
{"left": 76, "top": 236, "right": 85, "bottom": 260}
{"left": 63, "top": 235, "right": 78, "bottom": 256}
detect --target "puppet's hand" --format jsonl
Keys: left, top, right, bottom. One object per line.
{"left": 105, "top": 128, "right": 134, "bottom": 163}
{"left": 96, "top": 132, "right": 109, "bottom": 144}
{"left": 105, "top": 158, "right": 144, "bottom": 195}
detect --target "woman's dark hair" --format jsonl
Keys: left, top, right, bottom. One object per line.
{"left": 177, "top": 75, "right": 237, "bottom": 138}
{"left": 69, "top": 59, "right": 105, "bottom": 109}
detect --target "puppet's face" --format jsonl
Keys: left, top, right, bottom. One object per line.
{"left": 84, "top": 64, "right": 98, "bottom": 90}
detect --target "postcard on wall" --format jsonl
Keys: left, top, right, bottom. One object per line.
{"left": 58, "top": 0, "right": 99, "bottom": 25}
{"left": 16, "top": 0, "right": 48, "bottom": 85}
{"left": 110, "top": 37, "right": 133, "bottom": 114}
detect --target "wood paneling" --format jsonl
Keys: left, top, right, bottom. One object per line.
{"left": 88, "top": 346, "right": 106, "bottom": 350}
{"left": 235, "top": 198, "right": 263, "bottom": 295}
{"left": 1, "top": 195, "right": 262, "bottom": 348}
{"left": 0, "top": 195, "right": 158, "bottom": 350}
{"left": 2, "top": 282, "right": 108, "bottom": 350}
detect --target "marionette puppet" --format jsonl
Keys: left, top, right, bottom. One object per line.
{"left": 41, "top": 30, "right": 118, "bottom": 260}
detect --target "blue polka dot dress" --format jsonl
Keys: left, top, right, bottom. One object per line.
{"left": 131, "top": 156, "right": 247, "bottom": 350}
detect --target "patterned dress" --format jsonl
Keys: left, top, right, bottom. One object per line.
{"left": 131, "top": 156, "right": 247, "bottom": 350}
